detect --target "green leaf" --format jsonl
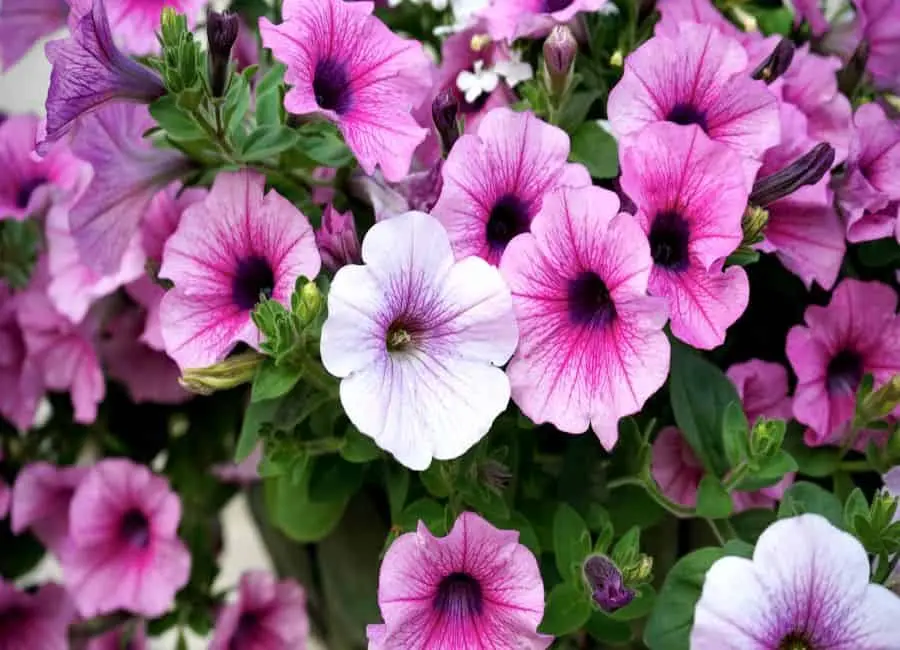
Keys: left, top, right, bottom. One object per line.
{"left": 611, "top": 526, "right": 641, "bottom": 568}
{"left": 783, "top": 428, "right": 841, "bottom": 477}
{"left": 843, "top": 488, "right": 869, "bottom": 532}
{"left": 553, "top": 503, "right": 592, "bottom": 583}
{"left": 777, "top": 481, "right": 843, "bottom": 527}
{"left": 585, "top": 610, "right": 632, "bottom": 644}
{"left": 557, "top": 89, "right": 602, "bottom": 133}
{"left": 609, "top": 584, "right": 657, "bottom": 621}
{"left": 251, "top": 359, "right": 302, "bottom": 402}
{"left": 722, "top": 401, "right": 750, "bottom": 468}
{"left": 235, "top": 398, "right": 280, "bottom": 462}
{"left": 256, "top": 63, "right": 286, "bottom": 96}
{"left": 509, "top": 511, "right": 542, "bottom": 557}
{"left": 397, "top": 498, "right": 446, "bottom": 533}
{"left": 0, "top": 219, "right": 41, "bottom": 288}
{"left": 419, "top": 462, "right": 452, "bottom": 498}
{"left": 296, "top": 123, "right": 354, "bottom": 167}
{"left": 224, "top": 75, "right": 251, "bottom": 137}
{"left": 241, "top": 125, "right": 301, "bottom": 161}
{"left": 569, "top": 121, "right": 618, "bottom": 179}
{"left": 857, "top": 238, "right": 900, "bottom": 268}
{"left": 670, "top": 341, "right": 742, "bottom": 476}
{"left": 384, "top": 463, "right": 410, "bottom": 521}
{"left": 539, "top": 582, "right": 593, "bottom": 636}
{"left": 460, "top": 483, "right": 510, "bottom": 521}
{"left": 268, "top": 473, "right": 350, "bottom": 542}
{"left": 736, "top": 451, "right": 798, "bottom": 491}
{"left": 340, "top": 426, "right": 382, "bottom": 463}
{"left": 307, "top": 456, "right": 366, "bottom": 503}
{"left": 730, "top": 508, "right": 776, "bottom": 543}
{"left": 696, "top": 476, "right": 733, "bottom": 519}
{"left": 149, "top": 95, "right": 204, "bottom": 140}
{"left": 723, "top": 538, "right": 754, "bottom": 558}
{"left": 644, "top": 548, "right": 725, "bottom": 650}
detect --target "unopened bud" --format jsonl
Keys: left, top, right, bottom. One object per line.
{"left": 859, "top": 375, "right": 900, "bottom": 424}
{"left": 749, "top": 143, "right": 835, "bottom": 207}
{"left": 741, "top": 205, "right": 769, "bottom": 247}
{"left": 161, "top": 7, "right": 188, "bottom": 48}
{"left": 750, "top": 418, "right": 786, "bottom": 458}
{"left": 751, "top": 39, "right": 795, "bottom": 83}
{"left": 543, "top": 26, "right": 577, "bottom": 98}
{"left": 432, "top": 89, "right": 460, "bottom": 156}
{"left": 295, "top": 279, "right": 324, "bottom": 324}
{"left": 479, "top": 459, "right": 512, "bottom": 494}
{"left": 838, "top": 41, "right": 869, "bottom": 97}
{"left": 623, "top": 554, "right": 653, "bottom": 584}
{"left": 316, "top": 205, "right": 361, "bottom": 272}
{"left": 583, "top": 555, "right": 635, "bottom": 613}
{"left": 179, "top": 350, "right": 262, "bottom": 395}
{"left": 207, "top": 11, "right": 240, "bottom": 97}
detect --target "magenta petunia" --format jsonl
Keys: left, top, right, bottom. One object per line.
{"left": 500, "top": 184, "right": 669, "bottom": 448}
{"left": 726, "top": 359, "right": 793, "bottom": 425}
{"left": 650, "top": 426, "right": 704, "bottom": 507}
{"left": 11, "top": 462, "right": 88, "bottom": 555}
{"left": 834, "top": 102, "right": 900, "bottom": 244}
{"left": 320, "top": 211, "right": 518, "bottom": 471}
{"left": 317, "top": 204, "right": 362, "bottom": 272}
{"left": 480, "top": 0, "right": 607, "bottom": 42}
{"left": 63, "top": 458, "right": 191, "bottom": 617}
{"left": 787, "top": 279, "right": 900, "bottom": 446}
{"left": 260, "top": 0, "right": 431, "bottom": 182}
{"left": 608, "top": 22, "right": 780, "bottom": 181}
{"left": 0, "top": 581, "right": 75, "bottom": 650}
{"left": 368, "top": 511, "right": 552, "bottom": 650}
{"left": 619, "top": 122, "right": 750, "bottom": 349}
{"left": 0, "top": 284, "right": 45, "bottom": 431}
{"left": 86, "top": 622, "right": 148, "bottom": 650}
{"left": 209, "top": 571, "right": 309, "bottom": 650}
{"left": 0, "top": 0, "right": 68, "bottom": 71}
{"left": 654, "top": 0, "right": 743, "bottom": 40}
{"left": 692, "top": 514, "right": 900, "bottom": 649}
{"left": 159, "top": 170, "right": 320, "bottom": 371}
{"left": 432, "top": 108, "right": 590, "bottom": 266}
{"left": 858, "top": 0, "right": 900, "bottom": 92}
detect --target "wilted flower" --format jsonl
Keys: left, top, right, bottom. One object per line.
{"left": 0, "top": 580, "right": 75, "bottom": 650}
{"left": 583, "top": 555, "right": 636, "bottom": 613}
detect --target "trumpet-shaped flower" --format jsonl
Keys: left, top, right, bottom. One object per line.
{"left": 480, "top": 0, "right": 608, "bottom": 42}
{"left": 11, "top": 462, "right": 87, "bottom": 555}
{"left": 0, "top": 0, "right": 68, "bottom": 71}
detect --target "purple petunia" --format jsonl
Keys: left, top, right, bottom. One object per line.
{"left": 11, "top": 462, "right": 88, "bottom": 555}
{"left": 0, "top": 0, "right": 68, "bottom": 71}
{"left": 0, "top": 580, "right": 75, "bottom": 650}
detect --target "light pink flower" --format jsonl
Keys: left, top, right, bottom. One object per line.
{"left": 651, "top": 426, "right": 704, "bottom": 507}
{"left": 320, "top": 211, "right": 518, "bottom": 470}
{"left": 726, "top": 360, "right": 793, "bottom": 424}
{"left": 260, "top": 0, "right": 431, "bottom": 182}
{"left": 0, "top": 284, "right": 44, "bottom": 431}
{"left": 368, "top": 511, "right": 552, "bottom": 650}
{"left": 432, "top": 108, "right": 590, "bottom": 266}
{"left": 316, "top": 204, "right": 361, "bottom": 272}
{"left": 692, "top": 514, "right": 900, "bottom": 649}
{"left": 0, "top": 0, "right": 68, "bottom": 71}
{"left": 0, "top": 581, "right": 75, "bottom": 650}
{"left": 608, "top": 22, "right": 780, "bottom": 182}
{"left": 63, "top": 458, "right": 191, "bottom": 617}
{"left": 159, "top": 170, "right": 320, "bottom": 371}
{"left": 210, "top": 571, "right": 308, "bottom": 650}
{"left": 619, "top": 122, "right": 750, "bottom": 349}
{"left": 141, "top": 182, "right": 207, "bottom": 264}
{"left": 500, "top": 184, "right": 669, "bottom": 448}
{"left": 480, "top": 0, "right": 607, "bottom": 42}
{"left": 11, "top": 462, "right": 88, "bottom": 555}
{"left": 787, "top": 279, "right": 900, "bottom": 445}
{"left": 654, "top": 0, "right": 743, "bottom": 40}
{"left": 86, "top": 622, "right": 148, "bottom": 650}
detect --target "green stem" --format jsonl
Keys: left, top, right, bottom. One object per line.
{"left": 706, "top": 519, "right": 725, "bottom": 545}
{"left": 722, "top": 462, "right": 750, "bottom": 492}
{"left": 608, "top": 474, "right": 695, "bottom": 518}
{"left": 840, "top": 459, "right": 872, "bottom": 473}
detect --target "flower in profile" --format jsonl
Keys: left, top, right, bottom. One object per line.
{"left": 159, "top": 170, "right": 320, "bottom": 371}
{"left": 608, "top": 23, "right": 780, "bottom": 180}
{"left": 692, "top": 514, "right": 900, "bottom": 649}
{"left": 41, "top": 0, "right": 166, "bottom": 154}
{"left": 11, "top": 462, "right": 87, "bottom": 555}
{"left": 260, "top": 0, "right": 432, "bottom": 182}
{"left": 368, "top": 511, "right": 552, "bottom": 650}
{"left": 651, "top": 426, "right": 704, "bottom": 507}
{"left": 432, "top": 108, "right": 590, "bottom": 266}
{"left": 0, "top": 284, "right": 45, "bottom": 431}
{"left": 726, "top": 360, "right": 793, "bottom": 424}
{"left": 0, "top": 0, "right": 68, "bottom": 71}
{"left": 858, "top": 0, "right": 900, "bottom": 92}
{"left": 316, "top": 205, "right": 361, "bottom": 272}
{"left": 86, "top": 622, "right": 148, "bottom": 650}
{"left": 209, "top": 571, "right": 308, "bottom": 650}
{"left": 500, "top": 184, "right": 669, "bottom": 448}
{"left": 0, "top": 580, "right": 75, "bottom": 650}
{"left": 619, "top": 122, "right": 750, "bottom": 349}
{"left": 834, "top": 102, "right": 900, "bottom": 244}
{"left": 63, "top": 458, "right": 191, "bottom": 617}
{"left": 320, "top": 211, "right": 518, "bottom": 470}
{"left": 480, "top": 0, "right": 607, "bottom": 42}
{"left": 786, "top": 279, "right": 900, "bottom": 446}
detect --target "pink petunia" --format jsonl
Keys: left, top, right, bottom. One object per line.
{"left": 159, "top": 170, "right": 320, "bottom": 371}
{"left": 857, "top": 0, "right": 900, "bottom": 93}
{"left": 786, "top": 279, "right": 900, "bottom": 446}
{"left": 619, "top": 122, "right": 750, "bottom": 349}
{"left": 432, "top": 108, "right": 590, "bottom": 266}
{"left": 209, "top": 571, "right": 308, "bottom": 650}
{"left": 0, "top": 284, "right": 45, "bottom": 431}
{"left": 0, "top": 453, "right": 8, "bottom": 521}
{"left": 316, "top": 204, "right": 361, "bottom": 272}
{"left": 260, "top": 0, "right": 431, "bottom": 182}
{"left": 479, "top": 0, "right": 607, "bottom": 42}
{"left": 726, "top": 360, "right": 793, "bottom": 425}
{"left": 0, "top": 0, "right": 68, "bottom": 71}
{"left": 11, "top": 462, "right": 88, "bottom": 555}
{"left": 608, "top": 22, "right": 780, "bottom": 182}
{"left": 654, "top": 0, "right": 743, "bottom": 40}
{"left": 500, "top": 184, "right": 670, "bottom": 448}
{"left": 368, "top": 511, "right": 552, "bottom": 650}
{"left": 63, "top": 458, "right": 191, "bottom": 617}
{"left": 650, "top": 426, "right": 704, "bottom": 507}
{"left": 0, "top": 581, "right": 75, "bottom": 650}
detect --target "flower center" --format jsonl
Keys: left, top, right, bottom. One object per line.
{"left": 16, "top": 176, "right": 46, "bottom": 210}
{"left": 486, "top": 194, "right": 530, "bottom": 252}
{"left": 120, "top": 509, "right": 151, "bottom": 549}
{"left": 649, "top": 211, "right": 690, "bottom": 270}
{"left": 232, "top": 256, "right": 275, "bottom": 310}
{"left": 666, "top": 103, "right": 709, "bottom": 132}
{"left": 434, "top": 572, "right": 483, "bottom": 620}
{"left": 543, "top": 0, "right": 576, "bottom": 10}
{"left": 313, "top": 59, "right": 352, "bottom": 114}
{"left": 386, "top": 325, "right": 413, "bottom": 352}
{"left": 567, "top": 271, "right": 616, "bottom": 328}
{"left": 826, "top": 348, "right": 864, "bottom": 395}
{"left": 230, "top": 611, "right": 260, "bottom": 650}
{"left": 779, "top": 633, "right": 813, "bottom": 650}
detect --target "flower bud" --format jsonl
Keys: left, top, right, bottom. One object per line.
{"left": 315, "top": 205, "right": 362, "bottom": 272}
{"left": 858, "top": 375, "right": 900, "bottom": 425}
{"left": 432, "top": 89, "right": 460, "bottom": 156}
{"left": 207, "top": 11, "right": 240, "bottom": 97}
{"left": 296, "top": 279, "right": 324, "bottom": 325}
{"left": 750, "top": 418, "right": 786, "bottom": 459}
{"left": 751, "top": 38, "right": 795, "bottom": 83}
{"left": 179, "top": 350, "right": 262, "bottom": 395}
{"left": 583, "top": 555, "right": 636, "bottom": 613}
{"left": 749, "top": 143, "right": 835, "bottom": 207}
{"left": 543, "top": 25, "right": 577, "bottom": 97}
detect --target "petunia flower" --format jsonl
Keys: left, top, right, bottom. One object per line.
{"left": 260, "top": 0, "right": 432, "bottom": 182}
{"left": 0, "top": 284, "right": 45, "bottom": 431}
{"left": 11, "top": 462, "right": 88, "bottom": 556}
{"left": 432, "top": 108, "right": 590, "bottom": 266}
{"left": 480, "top": 0, "right": 608, "bottom": 42}
{"left": 691, "top": 514, "right": 900, "bottom": 649}
{"left": 619, "top": 122, "right": 750, "bottom": 349}
{"left": 368, "top": 511, "right": 552, "bottom": 650}
{"left": 316, "top": 204, "right": 362, "bottom": 272}
{"left": 209, "top": 571, "right": 308, "bottom": 650}
{"left": 86, "top": 622, "right": 148, "bottom": 650}
{"left": 884, "top": 467, "right": 900, "bottom": 591}
{"left": 159, "top": 170, "right": 320, "bottom": 371}
{"left": 857, "top": 0, "right": 900, "bottom": 93}
{"left": 0, "top": 581, "right": 75, "bottom": 650}
{"left": 500, "top": 184, "right": 669, "bottom": 449}
{"left": 41, "top": 0, "right": 166, "bottom": 154}
{"left": 608, "top": 22, "right": 780, "bottom": 182}
{"left": 0, "top": 0, "right": 68, "bottom": 71}
{"left": 654, "top": 0, "right": 743, "bottom": 40}
{"left": 726, "top": 359, "right": 793, "bottom": 425}
{"left": 63, "top": 458, "right": 191, "bottom": 617}
{"left": 320, "top": 211, "right": 518, "bottom": 471}
{"left": 786, "top": 278, "right": 900, "bottom": 446}
{"left": 651, "top": 426, "right": 705, "bottom": 507}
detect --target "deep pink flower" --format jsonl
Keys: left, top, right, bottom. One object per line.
{"left": 159, "top": 170, "right": 320, "bottom": 370}
{"left": 0, "top": 284, "right": 45, "bottom": 431}
{"left": 654, "top": 0, "right": 743, "bottom": 40}
{"left": 432, "top": 108, "right": 590, "bottom": 266}
{"left": 500, "top": 184, "right": 669, "bottom": 448}
{"left": 787, "top": 279, "right": 900, "bottom": 445}
{"left": 63, "top": 458, "right": 191, "bottom": 617}
{"left": 260, "top": 0, "right": 431, "bottom": 182}
{"left": 11, "top": 462, "right": 87, "bottom": 555}
{"left": 210, "top": 571, "right": 308, "bottom": 650}
{"left": 0, "top": 0, "right": 68, "bottom": 71}
{"left": 608, "top": 22, "right": 780, "bottom": 181}
{"left": 86, "top": 622, "right": 148, "bottom": 650}
{"left": 141, "top": 183, "right": 207, "bottom": 264}
{"left": 619, "top": 122, "right": 750, "bottom": 349}
{"left": 834, "top": 102, "right": 900, "bottom": 243}
{"left": 858, "top": 0, "right": 900, "bottom": 92}
{"left": 651, "top": 426, "right": 704, "bottom": 507}
{"left": 368, "top": 512, "right": 552, "bottom": 650}
{"left": 316, "top": 204, "right": 361, "bottom": 272}
{"left": 479, "top": 0, "right": 606, "bottom": 42}
{"left": 726, "top": 359, "right": 793, "bottom": 424}
{"left": 0, "top": 581, "right": 75, "bottom": 650}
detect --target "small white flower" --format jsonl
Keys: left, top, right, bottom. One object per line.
{"left": 493, "top": 50, "right": 533, "bottom": 88}
{"left": 457, "top": 60, "right": 499, "bottom": 104}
